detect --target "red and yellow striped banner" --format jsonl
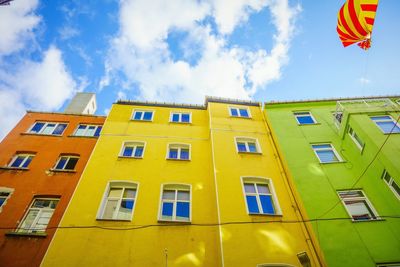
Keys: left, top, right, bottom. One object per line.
{"left": 337, "top": 0, "right": 379, "bottom": 50}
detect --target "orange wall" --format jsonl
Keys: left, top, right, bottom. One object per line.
{"left": 0, "top": 112, "right": 105, "bottom": 267}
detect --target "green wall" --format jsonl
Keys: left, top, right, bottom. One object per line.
{"left": 265, "top": 99, "right": 400, "bottom": 267}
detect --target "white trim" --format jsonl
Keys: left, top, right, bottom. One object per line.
{"left": 240, "top": 176, "right": 282, "bottom": 216}
{"left": 53, "top": 155, "right": 80, "bottom": 170}
{"left": 8, "top": 153, "right": 35, "bottom": 168}
{"left": 382, "top": 170, "right": 400, "bottom": 201}
{"left": 119, "top": 141, "right": 146, "bottom": 158}
{"left": 234, "top": 136, "right": 262, "bottom": 154}
{"left": 293, "top": 111, "right": 317, "bottom": 125}
{"left": 311, "top": 143, "right": 343, "bottom": 163}
{"left": 166, "top": 143, "right": 191, "bottom": 160}
{"left": 348, "top": 126, "right": 364, "bottom": 151}
{"left": 337, "top": 190, "right": 380, "bottom": 221}
{"left": 73, "top": 124, "right": 102, "bottom": 137}
{"left": 169, "top": 111, "right": 192, "bottom": 123}
{"left": 0, "top": 187, "right": 14, "bottom": 213}
{"left": 97, "top": 180, "right": 139, "bottom": 221}
{"left": 158, "top": 183, "right": 192, "bottom": 222}
{"left": 228, "top": 106, "right": 252, "bottom": 118}
{"left": 131, "top": 109, "right": 155, "bottom": 121}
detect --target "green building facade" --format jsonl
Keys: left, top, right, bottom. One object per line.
{"left": 264, "top": 97, "right": 400, "bottom": 267}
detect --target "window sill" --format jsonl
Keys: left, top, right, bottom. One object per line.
{"left": 96, "top": 218, "right": 131, "bottom": 222}
{"left": 351, "top": 218, "right": 385, "bottom": 223}
{"left": 5, "top": 231, "right": 47, "bottom": 238}
{"left": 319, "top": 161, "right": 346, "bottom": 165}
{"left": 248, "top": 213, "right": 283, "bottom": 217}
{"left": 68, "top": 135, "right": 99, "bottom": 138}
{"left": 166, "top": 158, "right": 191, "bottom": 161}
{"left": 297, "top": 123, "right": 321, "bottom": 126}
{"left": 118, "top": 156, "right": 143, "bottom": 159}
{"left": 0, "top": 166, "right": 29, "bottom": 171}
{"left": 230, "top": 116, "right": 252, "bottom": 119}
{"left": 49, "top": 169, "right": 77, "bottom": 173}
{"left": 130, "top": 120, "right": 153, "bottom": 122}
{"left": 169, "top": 122, "right": 192, "bottom": 125}
{"left": 158, "top": 219, "right": 191, "bottom": 224}
{"left": 238, "top": 152, "right": 262, "bottom": 155}
{"left": 21, "top": 133, "right": 62, "bottom": 137}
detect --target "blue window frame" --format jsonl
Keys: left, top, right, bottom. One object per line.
{"left": 29, "top": 122, "right": 67, "bottom": 136}
{"left": 171, "top": 112, "right": 191, "bottom": 123}
{"left": 294, "top": 111, "right": 316, "bottom": 125}
{"left": 132, "top": 110, "right": 153, "bottom": 121}
{"left": 160, "top": 186, "right": 190, "bottom": 222}
{"left": 311, "top": 144, "right": 342, "bottom": 163}
{"left": 243, "top": 180, "right": 278, "bottom": 215}
{"left": 120, "top": 142, "right": 145, "bottom": 158}
{"left": 167, "top": 144, "right": 190, "bottom": 160}
{"left": 230, "top": 107, "right": 250, "bottom": 118}
{"left": 9, "top": 154, "right": 34, "bottom": 168}
{"left": 371, "top": 115, "right": 400, "bottom": 134}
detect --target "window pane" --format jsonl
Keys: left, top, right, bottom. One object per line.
{"left": 123, "top": 188, "right": 136, "bottom": 198}
{"left": 11, "top": 156, "right": 24, "bottom": 167}
{"left": 230, "top": 108, "right": 238, "bottom": 116}
{"left": 53, "top": 124, "right": 67, "bottom": 135}
{"left": 42, "top": 124, "right": 56, "bottom": 135}
{"left": 162, "top": 202, "right": 174, "bottom": 217}
{"left": 312, "top": 144, "right": 332, "bottom": 149}
{"left": 143, "top": 112, "right": 153, "bottom": 121}
{"left": 246, "top": 195, "right": 259, "bottom": 213}
{"left": 316, "top": 150, "right": 339, "bottom": 163}
{"left": 103, "top": 199, "right": 118, "bottom": 219}
{"left": 260, "top": 195, "right": 275, "bottom": 214}
{"left": 345, "top": 200, "right": 375, "bottom": 220}
{"left": 371, "top": 116, "right": 391, "bottom": 121}
{"left": 36, "top": 210, "right": 53, "bottom": 229}
{"left": 162, "top": 190, "right": 175, "bottom": 200}
{"left": 169, "top": 149, "right": 178, "bottom": 159}
{"left": 297, "top": 116, "right": 315, "bottom": 124}
{"left": 172, "top": 114, "right": 179, "bottom": 122}
{"left": 19, "top": 210, "right": 39, "bottom": 231}
{"left": 237, "top": 142, "right": 247, "bottom": 152}
{"left": 94, "top": 126, "right": 102, "bottom": 137}
{"left": 134, "top": 146, "right": 144, "bottom": 157}
{"left": 86, "top": 126, "right": 96, "bottom": 136}
{"left": 108, "top": 188, "right": 123, "bottom": 198}
{"left": 177, "top": 191, "right": 190, "bottom": 201}
{"left": 182, "top": 114, "right": 190, "bottom": 122}
{"left": 65, "top": 158, "right": 78, "bottom": 170}
{"left": 117, "top": 200, "right": 134, "bottom": 219}
{"left": 391, "top": 181, "right": 400, "bottom": 197}
{"left": 180, "top": 149, "right": 189, "bottom": 159}
{"left": 134, "top": 112, "right": 142, "bottom": 120}
{"left": 239, "top": 109, "right": 248, "bottom": 117}
{"left": 339, "top": 191, "right": 364, "bottom": 198}
{"left": 0, "top": 192, "right": 10, "bottom": 197}
{"left": 0, "top": 198, "right": 5, "bottom": 207}
{"left": 75, "top": 125, "right": 86, "bottom": 136}
{"left": 123, "top": 146, "right": 133, "bottom": 157}
{"left": 30, "top": 122, "right": 45, "bottom": 133}
{"left": 383, "top": 172, "right": 391, "bottom": 183}
{"left": 248, "top": 143, "right": 257, "bottom": 152}
{"left": 55, "top": 157, "right": 67, "bottom": 169}
{"left": 22, "top": 156, "right": 33, "bottom": 168}
{"left": 257, "top": 184, "right": 270, "bottom": 194}
{"left": 244, "top": 183, "right": 256, "bottom": 193}
{"left": 377, "top": 121, "right": 400, "bottom": 133}
{"left": 33, "top": 199, "right": 50, "bottom": 208}
{"left": 176, "top": 202, "right": 190, "bottom": 219}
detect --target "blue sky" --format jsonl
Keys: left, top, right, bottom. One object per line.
{"left": 0, "top": 0, "right": 399, "bottom": 139}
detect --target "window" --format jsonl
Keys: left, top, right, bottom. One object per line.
{"left": 53, "top": 155, "right": 79, "bottom": 171}
{"left": 74, "top": 124, "right": 102, "bottom": 137}
{"left": 159, "top": 184, "right": 191, "bottom": 222}
{"left": 348, "top": 126, "right": 364, "bottom": 150}
{"left": 170, "top": 112, "right": 191, "bottom": 123}
{"left": 99, "top": 182, "right": 137, "bottom": 220}
{"left": 294, "top": 111, "right": 317, "bottom": 125}
{"left": 338, "top": 190, "right": 379, "bottom": 221}
{"left": 167, "top": 144, "right": 190, "bottom": 160}
{"left": 8, "top": 153, "right": 34, "bottom": 168}
{"left": 370, "top": 115, "right": 400, "bottom": 134}
{"left": 382, "top": 170, "right": 400, "bottom": 200}
{"left": 28, "top": 122, "right": 67, "bottom": 135}
{"left": 333, "top": 112, "right": 343, "bottom": 123}
{"left": 120, "top": 142, "right": 145, "bottom": 158}
{"left": 229, "top": 107, "right": 250, "bottom": 118}
{"left": 17, "top": 198, "right": 59, "bottom": 233}
{"left": 236, "top": 138, "right": 260, "bottom": 153}
{"left": 242, "top": 177, "right": 281, "bottom": 215}
{"left": 311, "top": 144, "right": 342, "bottom": 163}
{"left": 132, "top": 110, "right": 154, "bottom": 121}
{"left": 377, "top": 263, "right": 400, "bottom": 267}
{"left": 0, "top": 188, "right": 13, "bottom": 212}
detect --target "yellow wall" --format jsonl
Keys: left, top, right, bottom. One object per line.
{"left": 42, "top": 100, "right": 323, "bottom": 267}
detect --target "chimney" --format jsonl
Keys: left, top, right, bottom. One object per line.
{"left": 65, "top": 93, "right": 97, "bottom": 115}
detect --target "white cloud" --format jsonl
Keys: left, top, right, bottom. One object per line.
{"left": 359, "top": 77, "right": 371, "bottom": 84}
{"left": 103, "top": 0, "right": 301, "bottom": 103}
{"left": 59, "top": 26, "right": 80, "bottom": 40}
{"left": 0, "top": 0, "right": 40, "bottom": 56}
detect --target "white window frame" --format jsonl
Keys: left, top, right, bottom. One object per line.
{"left": 119, "top": 141, "right": 146, "bottom": 158}
{"left": 370, "top": 115, "right": 400, "bottom": 134}
{"left": 131, "top": 109, "right": 154, "bottom": 121}
{"left": 229, "top": 106, "right": 251, "bottom": 118}
{"left": 293, "top": 111, "right": 317, "bottom": 125}
{"left": 241, "top": 177, "right": 282, "bottom": 216}
{"left": 8, "top": 153, "right": 35, "bottom": 168}
{"left": 170, "top": 111, "right": 192, "bottom": 123}
{"left": 97, "top": 181, "right": 138, "bottom": 221}
{"left": 166, "top": 143, "right": 191, "bottom": 160}
{"left": 382, "top": 170, "right": 400, "bottom": 201}
{"left": 0, "top": 187, "right": 13, "bottom": 213}
{"left": 53, "top": 155, "right": 79, "bottom": 171}
{"left": 28, "top": 121, "right": 68, "bottom": 136}
{"left": 311, "top": 143, "right": 343, "bottom": 163}
{"left": 348, "top": 126, "right": 365, "bottom": 151}
{"left": 338, "top": 190, "right": 379, "bottom": 221}
{"left": 17, "top": 197, "right": 59, "bottom": 233}
{"left": 235, "top": 137, "right": 262, "bottom": 154}
{"left": 158, "top": 183, "right": 191, "bottom": 222}
{"left": 73, "top": 124, "right": 102, "bottom": 137}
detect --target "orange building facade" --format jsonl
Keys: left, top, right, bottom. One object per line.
{"left": 0, "top": 111, "right": 104, "bottom": 267}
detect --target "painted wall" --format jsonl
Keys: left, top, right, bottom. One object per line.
{"left": 42, "top": 100, "right": 324, "bottom": 267}
{"left": 265, "top": 99, "right": 400, "bottom": 267}
{"left": 0, "top": 112, "right": 104, "bottom": 267}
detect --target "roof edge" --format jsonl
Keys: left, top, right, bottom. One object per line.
{"left": 265, "top": 95, "right": 400, "bottom": 105}
{"left": 26, "top": 110, "right": 106, "bottom": 118}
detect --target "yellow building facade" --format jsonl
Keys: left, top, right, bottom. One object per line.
{"left": 42, "top": 98, "right": 324, "bottom": 267}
